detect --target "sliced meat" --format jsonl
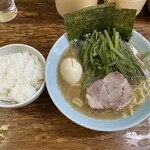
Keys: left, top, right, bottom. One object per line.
{"left": 105, "top": 82, "right": 123, "bottom": 109}
{"left": 103, "top": 72, "right": 125, "bottom": 85}
{"left": 86, "top": 72, "right": 132, "bottom": 110}
{"left": 100, "top": 84, "right": 111, "bottom": 109}
{"left": 86, "top": 80, "right": 109, "bottom": 109}
{"left": 118, "top": 79, "right": 133, "bottom": 109}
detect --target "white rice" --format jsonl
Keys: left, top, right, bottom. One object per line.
{"left": 0, "top": 51, "right": 44, "bottom": 103}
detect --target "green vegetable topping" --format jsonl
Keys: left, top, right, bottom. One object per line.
{"left": 77, "top": 29, "right": 145, "bottom": 97}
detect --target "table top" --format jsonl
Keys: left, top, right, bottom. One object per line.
{"left": 0, "top": 0, "right": 150, "bottom": 150}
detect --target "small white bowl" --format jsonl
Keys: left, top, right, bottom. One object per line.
{"left": 0, "top": 44, "right": 45, "bottom": 108}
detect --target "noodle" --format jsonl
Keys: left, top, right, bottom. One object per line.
{"left": 131, "top": 79, "right": 150, "bottom": 106}
{"left": 72, "top": 97, "right": 83, "bottom": 107}
{"left": 133, "top": 88, "right": 144, "bottom": 105}
{"left": 125, "top": 79, "right": 150, "bottom": 116}
{"left": 129, "top": 105, "right": 133, "bottom": 116}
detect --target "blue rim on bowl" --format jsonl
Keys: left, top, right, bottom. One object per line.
{"left": 46, "top": 31, "right": 150, "bottom": 131}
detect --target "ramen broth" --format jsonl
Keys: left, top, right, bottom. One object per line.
{"left": 57, "top": 44, "right": 150, "bottom": 120}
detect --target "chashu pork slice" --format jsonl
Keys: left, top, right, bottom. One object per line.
{"left": 103, "top": 72, "right": 132, "bottom": 109}
{"left": 118, "top": 79, "right": 133, "bottom": 109}
{"left": 86, "top": 80, "right": 109, "bottom": 109}
{"left": 86, "top": 72, "right": 132, "bottom": 110}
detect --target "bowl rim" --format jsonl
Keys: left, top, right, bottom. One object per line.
{"left": 46, "top": 30, "right": 150, "bottom": 131}
{"left": 0, "top": 43, "right": 45, "bottom": 108}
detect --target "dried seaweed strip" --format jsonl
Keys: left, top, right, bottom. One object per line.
{"left": 64, "top": 3, "right": 116, "bottom": 41}
{"left": 82, "top": 6, "right": 116, "bottom": 35}
{"left": 64, "top": 3, "right": 136, "bottom": 41}
{"left": 114, "top": 9, "right": 137, "bottom": 39}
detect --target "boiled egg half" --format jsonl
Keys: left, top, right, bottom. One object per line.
{"left": 60, "top": 58, "right": 83, "bottom": 84}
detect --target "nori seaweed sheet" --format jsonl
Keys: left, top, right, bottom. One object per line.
{"left": 114, "top": 9, "right": 137, "bottom": 38}
{"left": 64, "top": 3, "right": 136, "bottom": 41}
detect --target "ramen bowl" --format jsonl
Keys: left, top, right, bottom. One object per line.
{"left": 46, "top": 31, "right": 150, "bottom": 131}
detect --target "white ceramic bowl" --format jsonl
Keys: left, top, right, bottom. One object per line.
{"left": 0, "top": 44, "right": 45, "bottom": 108}
{"left": 46, "top": 30, "right": 150, "bottom": 131}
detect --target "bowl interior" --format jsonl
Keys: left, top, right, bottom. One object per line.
{"left": 0, "top": 44, "right": 45, "bottom": 108}
{"left": 46, "top": 31, "right": 150, "bottom": 131}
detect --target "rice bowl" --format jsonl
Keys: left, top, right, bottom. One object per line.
{"left": 0, "top": 44, "right": 45, "bottom": 108}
